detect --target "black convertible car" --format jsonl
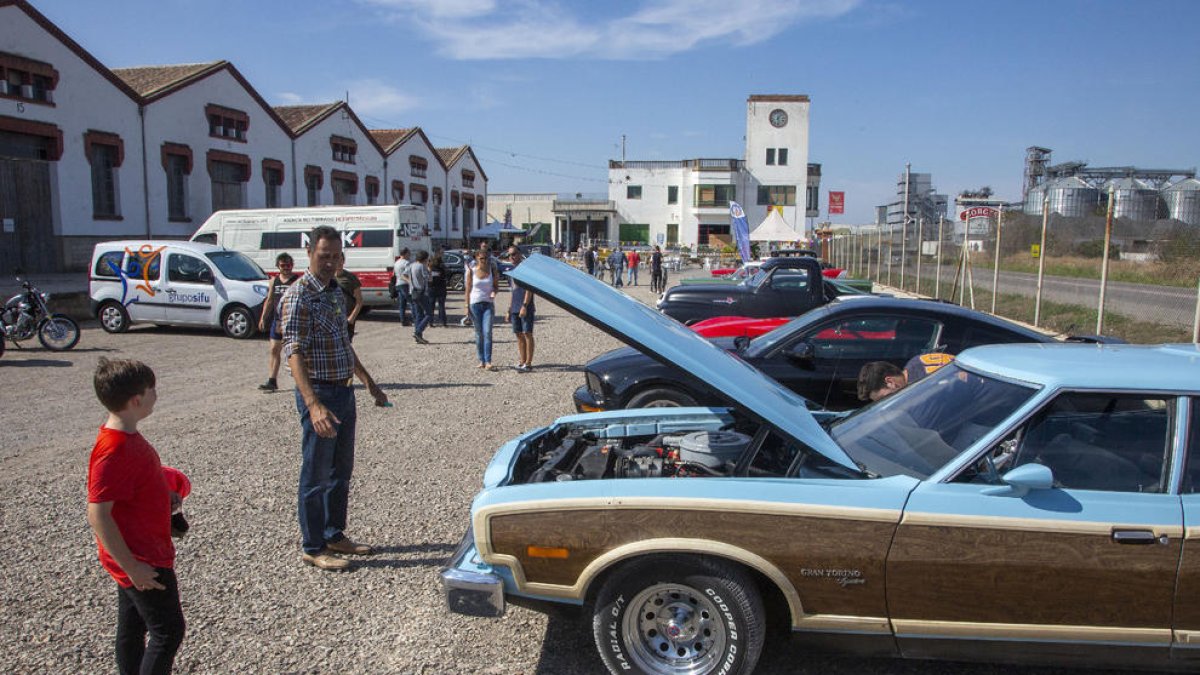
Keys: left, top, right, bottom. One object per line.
{"left": 575, "top": 296, "right": 1113, "bottom": 412}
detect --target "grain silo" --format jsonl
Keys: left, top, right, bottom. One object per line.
{"left": 1162, "top": 178, "right": 1200, "bottom": 226}
{"left": 1104, "top": 177, "right": 1159, "bottom": 221}
{"left": 1023, "top": 184, "right": 1046, "bottom": 215}
{"left": 1045, "top": 176, "right": 1099, "bottom": 218}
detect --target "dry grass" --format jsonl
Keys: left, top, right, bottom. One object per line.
{"left": 993, "top": 254, "right": 1200, "bottom": 288}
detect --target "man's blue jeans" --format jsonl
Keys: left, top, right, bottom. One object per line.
{"left": 396, "top": 284, "right": 412, "bottom": 323}
{"left": 295, "top": 383, "right": 357, "bottom": 555}
{"left": 412, "top": 292, "right": 432, "bottom": 337}
{"left": 469, "top": 301, "right": 494, "bottom": 364}
{"left": 627, "top": 265, "right": 638, "bottom": 285}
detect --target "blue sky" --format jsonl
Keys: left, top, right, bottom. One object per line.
{"left": 36, "top": 0, "right": 1200, "bottom": 223}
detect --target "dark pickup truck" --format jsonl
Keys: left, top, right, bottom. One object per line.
{"left": 656, "top": 257, "right": 832, "bottom": 325}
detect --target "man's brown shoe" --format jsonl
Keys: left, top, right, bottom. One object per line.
{"left": 302, "top": 550, "right": 350, "bottom": 571}
{"left": 326, "top": 538, "right": 374, "bottom": 555}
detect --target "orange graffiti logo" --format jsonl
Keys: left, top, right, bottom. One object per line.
{"left": 126, "top": 244, "right": 166, "bottom": 296}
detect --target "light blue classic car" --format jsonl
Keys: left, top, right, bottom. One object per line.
{"left": 441, "top": 254, "right": 1200, "bottom": 675}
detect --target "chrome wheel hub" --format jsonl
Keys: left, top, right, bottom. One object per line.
{"left": 623, "top": 583, "right": 725, "bottom": 675}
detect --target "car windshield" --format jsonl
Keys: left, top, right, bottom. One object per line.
{"left": 743, "top": 268, "right": 771, "bottom": 288}
{"left": 205, "top": 251, "right": 268, "bottom": 281}
{"left": 828, "top": 364, "right": 1038, "bottom": 479}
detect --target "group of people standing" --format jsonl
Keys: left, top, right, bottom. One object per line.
{"left": 583, "top": 245, "right": 667, "bottom": 292}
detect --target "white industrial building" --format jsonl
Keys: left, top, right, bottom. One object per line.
{"left": 602, "top": 94, "right": 821, "bottom": 250}
{"left": 0, "top": 0, "right": 487, "bottom": 272}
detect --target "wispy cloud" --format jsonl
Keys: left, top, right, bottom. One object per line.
{"left": 276, "top": 91, "right": 304, "bottom": 105}
{"left": 359, "top": 0, "right": 861, "bottom": 60}
{"left": 345, "top": 79, "right": 421, "bottom": 118}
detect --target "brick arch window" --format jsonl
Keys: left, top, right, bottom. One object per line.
{"left": 391, "top": 179, "right": 404, "bottom": 203}
{"left": 207, "top": 149, "right": 249, "bottom": 211}
{"left": 304, "top": 165, "right": 323, "bottom": 207}
{"left": 431, "top": 187, "right": 443, "bottom": 231}
{"left": 476, "top": 197, "right": 485, "bottom": 230}
{"left": 0, "top": 115, "right": 63, "bottom": 160}
{"left": 330, "top": 169, "right": 358, "bottom": 205}
{"left": 205, "top": 104, "right": 248, "bottom": 142}
{"left": 461, "top": 169, "right": 475, "bottom": 188}
{"left": 262, "top": 158, "right": 284, "bottom": 208}
{"left": 450, "top": 190, "right": 460, "bottom": 231}
{"left": 409, "top": 183, "right": 428, "bottom": 206}
{"left": 0, "top": 52, "right": 59, "bottom": 105}
{"left": 85, "top": 130, "right": 125, "bottom": 218}
{"left": 365, "top": 176, "right": 380, "bottom": 205}
{"left": 409, "top": 155, "right": 427, "bottom": 178}
{"left": 331, "top": 135, "right": 356, "bottom": 164}
{"left": 161, "top": 142, "right": 192, "bottom": 221}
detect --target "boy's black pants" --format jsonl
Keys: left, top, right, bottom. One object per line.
{"left": 116, "top": 567, "right": 185, "bottom": 675}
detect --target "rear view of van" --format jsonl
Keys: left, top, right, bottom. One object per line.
{"left": 190, "top": 205, "right": 431, "bottom": 307}
{"left": 90, "top": 240, "right": 269, "bottom": 338}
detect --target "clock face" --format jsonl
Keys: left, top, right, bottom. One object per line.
{"left": 769, "top": 109, "right": 788, "bottom": 128}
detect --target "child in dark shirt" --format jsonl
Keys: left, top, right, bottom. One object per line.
{"left": 86, "top": 357, "right": 186, "bottom": 675}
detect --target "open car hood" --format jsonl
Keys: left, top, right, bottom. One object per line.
{"left": 509, "top": 255, "right": 857, "bottom": 471}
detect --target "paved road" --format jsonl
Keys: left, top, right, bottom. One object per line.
{"left": 882, "top": 264, "right": 1197, "bottom": 329}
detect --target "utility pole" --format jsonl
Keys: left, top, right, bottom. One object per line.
{"left": 900, "top": 163, "right": 911, "bottom": 290}
{"left": 1034, "top": 193, "right": 1050, "bottom": 327}
{"left": 621, "top": 135, "right": 626, "bottom": 165}
{"left": 1097, "top": 185, "right": 1115, "bottom": 334}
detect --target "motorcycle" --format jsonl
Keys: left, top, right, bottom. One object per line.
{"left": 1, "top": 277, "right": 81, "bottom": 353}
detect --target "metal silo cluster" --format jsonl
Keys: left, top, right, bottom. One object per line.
{"left": 1162, "top": 178, "right": 1200, "bottom": 226}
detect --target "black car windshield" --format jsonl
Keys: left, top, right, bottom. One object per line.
{"left": 205, "top": 251, "right": 268, "bottom": 281}
{"left": 828, "top": 364, "right": 1038, "bottom": 479}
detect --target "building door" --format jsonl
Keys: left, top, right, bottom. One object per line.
{"left": 0, "top": 156, "right": 56, "bottom": 275}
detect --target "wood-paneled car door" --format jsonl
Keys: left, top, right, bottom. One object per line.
{"left": 888, "top": 391, "right": 1182, "bottom": 665}
{"left": 1173, "top": 397, "right": 1200, "bottom": 661}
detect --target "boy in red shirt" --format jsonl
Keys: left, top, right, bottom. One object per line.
{"left": 86, "top": 358, "right": 185, "bottom": 674}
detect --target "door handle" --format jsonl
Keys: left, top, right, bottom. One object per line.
{"left": 1111, "top": 529, "right": 1167, "bottom": 545}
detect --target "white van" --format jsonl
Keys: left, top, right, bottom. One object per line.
{"left": 190, "top": 205, "right": 431, "bottom": 307}
{"left": 89, "top": 240, "right": 270, "bottom": 339}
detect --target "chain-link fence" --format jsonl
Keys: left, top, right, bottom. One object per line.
{"left": 830, "top": 213, "right": 1200, "bottom": 344}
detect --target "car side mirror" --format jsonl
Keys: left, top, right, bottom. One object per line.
{"left": 982, "top": 463, "right": 1053, "bottom": 498}
{"left": 786, "top": 340, "right": 815, "bottom": 361}
{"left": 198, "top": 268, "right": 213, "bottom": 283}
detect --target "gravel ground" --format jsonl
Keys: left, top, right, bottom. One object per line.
{"left": 0, "top": 270, "right": 1148, "bottom": 674}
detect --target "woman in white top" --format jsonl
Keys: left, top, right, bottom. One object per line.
{"left": 464, "top": 249, "right": 497, "bottom": 370}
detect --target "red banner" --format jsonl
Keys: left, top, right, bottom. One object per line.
{"left": 828, "top": 191, "right": 845, "bottom": 215}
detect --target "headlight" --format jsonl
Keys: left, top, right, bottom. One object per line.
{"left": 586, "top": 371, "right": 604, "bottom": 397}
{"left": 252, "top": 284, "right": 268, "bottom": 297}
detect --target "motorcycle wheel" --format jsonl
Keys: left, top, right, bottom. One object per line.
{"left": 38, "top": 314, "right": 81, "bottom": 351}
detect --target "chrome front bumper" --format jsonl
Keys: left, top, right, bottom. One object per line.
{"left": 439, "top": 527, "right": 505, "bottom": 618}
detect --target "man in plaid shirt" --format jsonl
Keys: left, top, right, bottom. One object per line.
{"left": 280, "top": 225, "right": 388, "bottom": 571}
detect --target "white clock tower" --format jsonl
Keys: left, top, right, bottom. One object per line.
{"left": 743, "top": 95, "right": 811, "bottom": 232}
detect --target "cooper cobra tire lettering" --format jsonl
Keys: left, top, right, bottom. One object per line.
{"left": 592, "top": 555, "right": 764, "bottom": 675}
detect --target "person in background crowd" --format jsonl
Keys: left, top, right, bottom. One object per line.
{"left": 279, "top": 226, "right": 388, "bottom": 572}
{"left": 584, "top": 244, "right": 596, "bottom": 276}
{"left": 626, "top": 247, "right": 640, "bottom": 286}
{"left": 258, "top": 252, "right": 299, "bottom": 391}
{"left": 334, "top": 252, "right": 363, "bottom": 342}
{"left": 590, "top": 246, "right": 602, "bottom": 278}
{"left": 429, "top": 248, "right": 449, "bottom": 328}
{"left": 87, "top": 357, "right": 186, "bottom": 674}
{"left": 650, "top": 245, "right": 665, "bottom": 294}
{"left": 409, "top": 250, "right": 433, "bottom": 345}
{"left": 608, "top": 247, "right": 625, "bottom": 287}
{"left": 507, "top": 246, "right": 536, "bottom": 372}
{"left": 465, "top": 248, "right": 497, "bottom": 370}
{"left": 392, "top": 248, "right": 413, "bottom": 326}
